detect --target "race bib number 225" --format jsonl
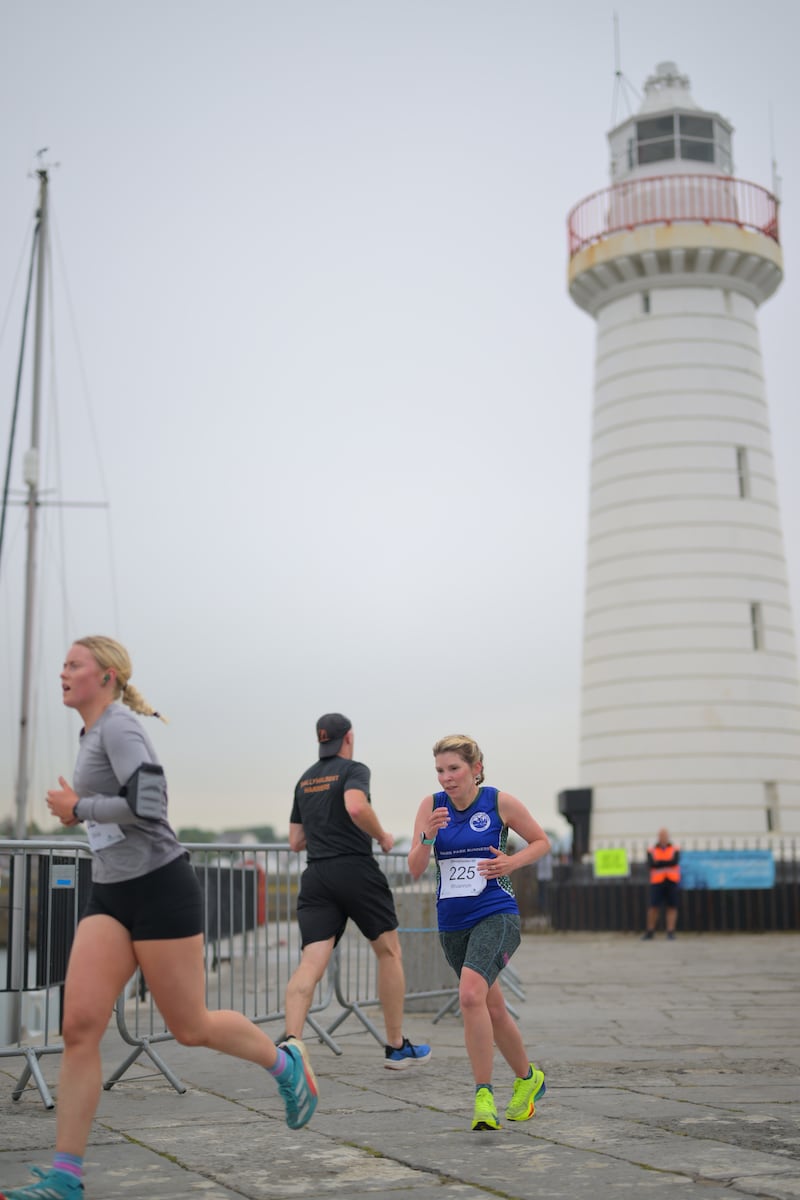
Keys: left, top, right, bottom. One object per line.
{"left": 439, "top": 857, "right": 487, "bottom": 899}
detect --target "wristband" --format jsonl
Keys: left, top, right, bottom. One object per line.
{"left": 420, "top": 832, "right": 436, "bottom": 845}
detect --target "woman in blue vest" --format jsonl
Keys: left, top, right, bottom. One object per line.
{"left": 408, "top": 734, "right": 550, "bottom": 1132}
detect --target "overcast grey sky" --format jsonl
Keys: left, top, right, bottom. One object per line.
{"left": 1, "top": 0, "right": 798, "bottom": 841}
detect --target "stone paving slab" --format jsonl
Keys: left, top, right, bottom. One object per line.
{"left": 1, "top": 933, "right": 799, "bottom": 1199}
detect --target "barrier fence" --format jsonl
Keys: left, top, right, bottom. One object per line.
{"left": 536, "top": 837, "right": 800, "bottom": 935}
{"left": 102, "top": 844, "right": 332, "bottom": 1096}
{"left": 4, "top": 835, "right": 796, "bottom": 1104}
{"left": 0, "top": 840, "right": 92, "bottom": 1106}
{"left": 2, "top": 839, "right": 505, "bottom": 1108}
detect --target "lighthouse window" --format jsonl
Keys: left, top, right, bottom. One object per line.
{"left": 636, "top": 115, "right": 675, "bottom": 165}
{"left": 638, "top": 115, "right": 675, "bottom": 139}
{"left": 765, "top": 781, "right": 780, "bottom": 833}
{"left": 680, "top": 140, "right": 715, "bottom": 162}
{"left": 635, "top": 114, "right": 728, "bottom": 169}
{"left": 750, "top": 602, "right": 764, "bottom": 650}
{"left": 715, "top": 123, "right": 733, "bottom": 172}
{"left": 679, "top": 114, "right": 713, "bottom": 138}
{"left": 736, "top": 446, "right": 750, "bottom": 497}
{"left": 680, "top": 114, "right": 715, "bottom": 162}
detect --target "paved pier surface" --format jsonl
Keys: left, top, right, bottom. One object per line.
{"left": 2, "top": 932, "right": 799, "bottom": 1199}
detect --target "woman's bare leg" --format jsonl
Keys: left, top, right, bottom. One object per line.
{"left": 55, "top": 916, "right": 138, "bottom": 1155}
{"left": 458, "top": 967, "right": 495, "bottom": 1083}
{"left": 134, "top": 934, "right": 280, "bottom": 1064}
{"left": 486, "top": 979, "right": 529, "bottom": 1078}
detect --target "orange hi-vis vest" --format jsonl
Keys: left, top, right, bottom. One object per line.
{"left": 649, "top": 843, "right": 680, "bottom": 884}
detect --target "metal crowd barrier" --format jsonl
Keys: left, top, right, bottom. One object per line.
{"left": 0, "top": 839, "right": 93, "bottom": 1108}
{"left": 326, "top": 851, "right": 520, "bottom": 1042}
{"left": 1, "top": 840, "right": 525, "bottom": 1107}
{"left": 105, "top": 844, "right": 337, "bottom": 1094}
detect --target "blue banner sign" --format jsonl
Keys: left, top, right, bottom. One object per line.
{"left": 680, "top": 850, "right": 775, "bottom": 890}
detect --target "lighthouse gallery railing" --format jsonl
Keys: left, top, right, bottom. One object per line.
{"left": 567, "top": 173, "right": 780, "bottom": 258}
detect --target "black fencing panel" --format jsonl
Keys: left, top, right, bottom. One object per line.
{"left": 196, "top": 863, "right": 259, "bottom": 940}
{"left": 545, "top": 877, "right": 800, "bottom": 933}
{"left": 35, "top": 855, "right": 93, "bottom": 987}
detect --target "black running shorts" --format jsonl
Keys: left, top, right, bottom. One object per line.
{"left": 650, "top": 879, "right": 680, "bottom": 908}
{"left": 296, "top": 855, "right": 399, "bottom": 947}
{"left": 81, "top": 853, "right": 204, "bottom": 940}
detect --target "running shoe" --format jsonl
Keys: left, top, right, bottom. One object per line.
{"left": 384, "top": 1037, "right": 431, "bottom": 1070}
{"left": 472, "top": 1086, "right": 501, "bottom": 1131}
{"left": 0, "top": 1167, "right": 84, "bottom": 1198}
{"left": 276, "top": 1038, "right": 318, "bottom": 1129}
{"left": 505, "top": 1066, "right": 546, "bottom": 1122}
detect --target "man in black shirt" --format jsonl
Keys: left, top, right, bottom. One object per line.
{"left": 283, "top": 713, "right": 431, "bottom": 1069}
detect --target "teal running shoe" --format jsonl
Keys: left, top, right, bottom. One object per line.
{"left": 276, "top": 1037, "right": 318, "bottom": 1129}
{"left": 1, "top": 1167, "right": 84, "bottom": 1198}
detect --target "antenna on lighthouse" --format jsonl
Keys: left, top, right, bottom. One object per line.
{"left": 769, "top": 102, "right": 782, "bottom": 200}
{"left": 610, "top": 13, "right": 640, "bottom": 127}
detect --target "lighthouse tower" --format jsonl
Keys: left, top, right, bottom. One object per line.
{"left": 567, "top": 62, "right": 800, "bottom": 844}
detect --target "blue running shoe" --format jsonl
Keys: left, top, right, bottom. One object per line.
{"left": 1, "top": 1167, "right": 84, "bottom": 1198}
{"left": 276, "top": 1038, "right": 318, "bottom": 1129}
{"left": 384, "top": 1037, "right": 431, "bottom": 1070}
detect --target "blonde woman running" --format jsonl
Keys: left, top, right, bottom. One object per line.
{"left": 1, "top": 637, "right": 317, "bottom": 1200}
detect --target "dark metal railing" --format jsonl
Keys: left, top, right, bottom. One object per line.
{"left": 517, "top": 836, "right": 799, "bottom": 934}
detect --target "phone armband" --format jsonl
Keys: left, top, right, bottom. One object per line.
{"left": 121, "top": 763, "right": 167, "bottom": 820}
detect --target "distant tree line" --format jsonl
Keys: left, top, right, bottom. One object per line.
{"left": 177, "top": 825, "right": 282, "bottom": 844}
{"left": 1, "top": 817, "right": 53, "bottom": 837}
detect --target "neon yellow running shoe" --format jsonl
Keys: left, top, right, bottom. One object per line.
{"left": 505, "top": 1065, "right": 546, "bottom": 1122}
{"left": 471, "top": 1086, "right": 501, "bottom": 1131}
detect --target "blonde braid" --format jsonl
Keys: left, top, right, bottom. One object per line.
{"left": 121, "top": 681, "right": 169, "bottom": 724}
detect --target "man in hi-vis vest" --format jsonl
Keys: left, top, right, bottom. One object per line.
{"left": 641, "top": 828, "right": 680, "bottom": 941}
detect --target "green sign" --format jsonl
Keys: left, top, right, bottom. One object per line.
{"left": 593, "top": 848, "right": 630, "bottom": 878}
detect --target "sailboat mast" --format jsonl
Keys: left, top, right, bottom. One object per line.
{"left": 13, "top": 167, "right": 49, "bottom": 839}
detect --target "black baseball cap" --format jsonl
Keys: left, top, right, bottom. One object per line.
{"left": 316, "top": 713, "right": 352, "bottom": 758}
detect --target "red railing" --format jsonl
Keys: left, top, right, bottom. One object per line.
{"left": 568, "top": 174, "right": 780, "bottom": 258}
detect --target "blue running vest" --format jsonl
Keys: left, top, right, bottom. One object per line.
{"left": 433, "top": 786, "right": 519, "bottom": 931}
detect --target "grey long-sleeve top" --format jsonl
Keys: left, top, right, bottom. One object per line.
{"left": 72, "top": 703, "right": 184, "bottom": 883}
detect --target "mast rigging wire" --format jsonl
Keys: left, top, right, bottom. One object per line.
{"left": 0, "top": 219, "right": 40, "bottom": 579}
{"left": 50, "top": 211, "right": 122, "bottom": 634}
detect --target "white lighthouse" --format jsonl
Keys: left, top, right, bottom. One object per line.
{"left": 567, "top": 61, "right": 800, "bottom": 844}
